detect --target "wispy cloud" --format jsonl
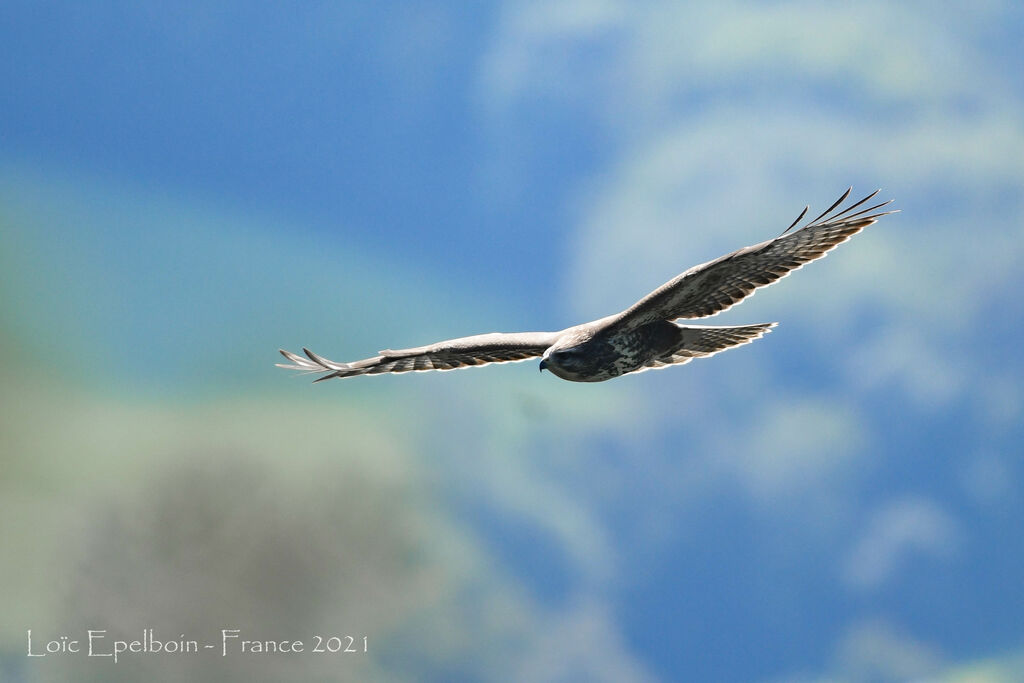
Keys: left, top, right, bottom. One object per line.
{"left": 480, "top": 0, "right": 1024, "bottom": 458}
{"left": 833, "top": 618, "right": 943, "bottom": 682}
{"left": 0, "top": 166, "right": 654, "bottom": 681}
{"left": 841, "top": 496, "right": 961, "bottom": 590}
{"left": 4, "top": 2, "right": 1023, "bottom": 679}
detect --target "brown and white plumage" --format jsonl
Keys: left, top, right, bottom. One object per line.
{"left": 277, "top": 332, "right": 559, "bottom": 382}
{"left": 610, "top": 187, "right": 892, "bottom": 328}
{"left": 278, "top": 188, "right": 895, "bottom": 383}
{"left": 634, "top": 322, "right": 777, "bottom": 374}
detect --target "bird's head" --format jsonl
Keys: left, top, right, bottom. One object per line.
{"left": 539, "top": 344, "right": 590, "bottom": 381}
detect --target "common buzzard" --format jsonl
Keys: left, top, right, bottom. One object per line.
{"left": 278, "top": 188, "right": 894, "bottom": 383}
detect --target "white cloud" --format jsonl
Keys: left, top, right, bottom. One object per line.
{"left": 478, "top": 0, "right": 1024, "bottom": 495}
{"left": 514, "top": 599, "right": 655, "bottom": 683}
{"left": 834, "top": 618, "right": 944, "bottom": 682}
{"left": 0, "top": 168, "right": 656, "bottom": 680}
{"left": 845, "top": 325, "right": 967, "bottom": 409}
{"left": 708, "top": 396, "right": 867, "bottom": 504}
{"left": 483, "top": 1, "right": 1020, "bottom": 115}
{"left": 841, "top": 496, "right": 961, "bottom": 590}
{"left": 5, "top": 3, "right": 1022, "bottom": 678}
{"left": 0, "top": 364, "right": 655, "bottom": 681}
{"left": 773, "top": 620, "right": 1024, "bottom": 683}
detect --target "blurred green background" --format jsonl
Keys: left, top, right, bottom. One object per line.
{"left": 2, "top": 2, "right": 1023, "bottom": 681}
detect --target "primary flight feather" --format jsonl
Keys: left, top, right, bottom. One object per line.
{"left": 278, "top": 188, "right": 895, "bottom": 383}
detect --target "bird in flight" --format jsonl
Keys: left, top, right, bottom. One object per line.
{"left": 278, "top": 188, "right": 895, "bottom": 383}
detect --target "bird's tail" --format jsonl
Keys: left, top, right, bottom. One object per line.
{"left": 637, "top": 323, "right": 776, "bottom": 372}
{"left": 674, "top": 322, "right": 776, "bottom": 357}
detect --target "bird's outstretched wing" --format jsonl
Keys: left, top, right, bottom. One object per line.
{"left": 611, "top": 189, "right": 896, "bottom": 330}
{"left": 277, "top": 331, "right": 559, "bottom": 382}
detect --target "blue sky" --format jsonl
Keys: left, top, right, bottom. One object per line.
{"left": 2, "top": 2, "right": 1023, "bottom": 681}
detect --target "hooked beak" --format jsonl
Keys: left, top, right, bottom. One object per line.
{"left": 539, "top": 359, "right": 548, "bottom": 373}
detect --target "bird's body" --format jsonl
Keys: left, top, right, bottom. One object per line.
{"left": 539, "top": 319, "right": 776, "bottom": 382}
{"left": 278, "top": 189, "right": 895, "bottom": 383}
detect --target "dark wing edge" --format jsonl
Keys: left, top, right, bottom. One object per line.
{"left": 612, "top": 188, "right": 897, "bottom": 330}
{"left": 276, "top": 331, "right": 560, "bottom": 382}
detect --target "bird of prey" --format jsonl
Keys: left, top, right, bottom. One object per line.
{"left": 278, "top": 188, "right": 894, "bottom": 383}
